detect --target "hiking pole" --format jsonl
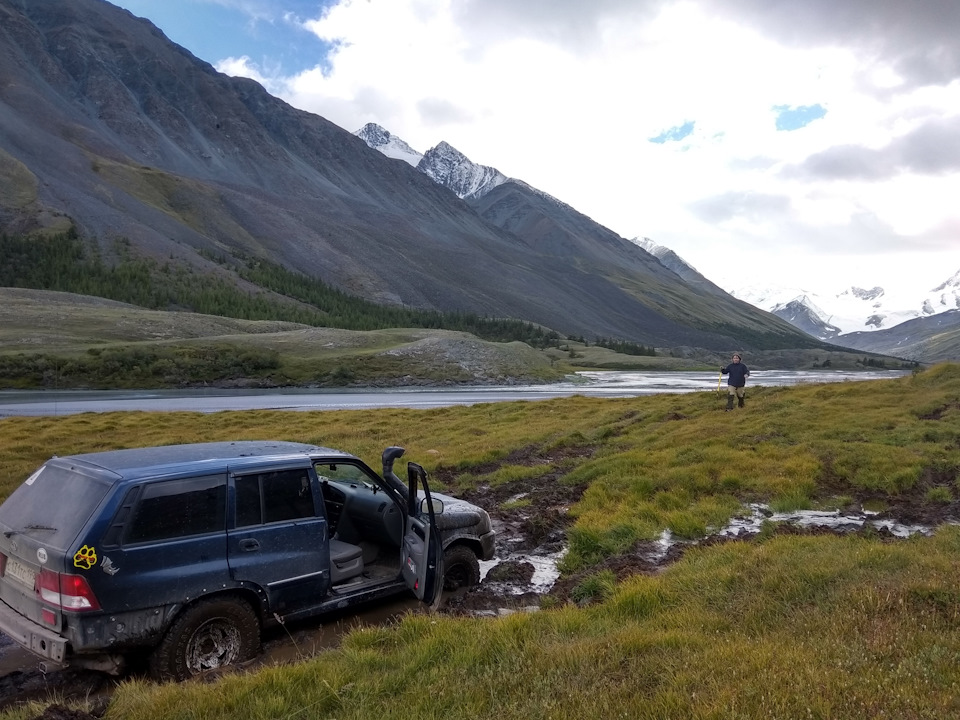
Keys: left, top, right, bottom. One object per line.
{"left": 716, "top": 370, "right": 722, "bottom": 398}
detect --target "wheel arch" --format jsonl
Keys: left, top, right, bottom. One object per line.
{"left": 441, "top": 535, "right": 482, "bottom": 558}
{"left": 149, "top": 590, "right": 264, "bottom": 681}
{"left": 167, "top": 585, "right": 266, "bottom": 631}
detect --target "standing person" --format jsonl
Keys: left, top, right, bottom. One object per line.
{"left": 720, "top": 353, "right": 750, "bottom": 411}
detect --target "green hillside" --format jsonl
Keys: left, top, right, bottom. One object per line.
{"left": 0, "top": 232, "right": 563, "bottom": 346}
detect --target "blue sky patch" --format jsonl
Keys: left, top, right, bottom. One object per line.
{"left": 649, "top": 121, "right": 694, "bottom": 144}
{"left": 774, "top": 104, "right": 826, "bottom": 131}
{"left": 113, "top": 0, "right": 335, "bottom": 76}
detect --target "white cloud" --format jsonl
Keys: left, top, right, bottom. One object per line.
{"left": 211, "top": 0, "right": 960, "bottom": 293}
{"left": 215, "top": 55, "right": 271, "bottom": 86}
{"left": 706, "top": 0, "right": 960, "bottom": 90}
{"left": 786, "top": 115, "right": 960, "bottom": 181}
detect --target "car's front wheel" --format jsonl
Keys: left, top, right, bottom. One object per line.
{"left": 443, "top": 545, "right": 481, "bottom": 590}
{"left": 150, "top": 596, "right": 261, "bottom": 681}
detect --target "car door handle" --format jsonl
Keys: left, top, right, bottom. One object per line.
{"left": 239, "top": 539, "right": 260, "bottom": 552}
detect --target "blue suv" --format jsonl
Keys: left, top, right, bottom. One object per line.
{"left": 0, "top": 441, "right": 494, "bottom": 680}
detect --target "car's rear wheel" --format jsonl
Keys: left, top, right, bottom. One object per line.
{"left": 150, "top": 596, "right": 261, "bottom": 681}
{"left": 443, "top": 545, "right": 481, "bottom": 590}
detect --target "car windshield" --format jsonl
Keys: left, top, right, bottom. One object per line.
{"left": 0, "top": 462, "right": 113, "bottom": 551}
{"left": 314, "top": 462, "right": 377, "bottom": 488}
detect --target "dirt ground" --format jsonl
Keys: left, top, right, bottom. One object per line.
{"left": 3, "top": 442, "right": 956, "bottom": 719}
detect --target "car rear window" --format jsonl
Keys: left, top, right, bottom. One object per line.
{"left": 125, "top": 475, "right": 227, "bottom": 544}
{"left": 0, "top": 462, "right": 113, "bottom": 551}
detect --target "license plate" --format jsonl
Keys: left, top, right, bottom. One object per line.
{"left": 4, "top": 558, "right": 36, "bottom": 589}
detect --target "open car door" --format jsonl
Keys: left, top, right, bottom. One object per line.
{"left": 400, "top": 462, "right": 443, "bottom": 604}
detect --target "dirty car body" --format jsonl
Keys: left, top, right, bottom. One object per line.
{"left": 0, "top": 441, "right": 493, "bottom": 680}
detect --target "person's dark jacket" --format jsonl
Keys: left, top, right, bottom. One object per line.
{"left": 721, "top": 362, "right": 749, "bottom": 387}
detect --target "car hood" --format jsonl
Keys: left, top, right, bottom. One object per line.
{"left": 424, "top": 491, "right": 491, "bottom": 532}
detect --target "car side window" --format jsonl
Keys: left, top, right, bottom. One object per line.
{"left": 234, "top": 469, "right": 315, "bottom": 528}
{"left": 125, "top": 475, "right": 226, "bottom": 544}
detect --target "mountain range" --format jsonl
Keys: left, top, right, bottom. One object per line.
{"left": 724, "top": 271, "right": 960, "bottom": 363}
{"left": 730, "top": 273, "right": 960, "bottom": 337}
{"left": 355, "top": 123, "right": 959, "bottom": 364}
{"left": 356, "top": 120, "right": 960, "bottom": 361}
{"left": 0, "top": 0, "right": 854, "bottom": 359}
{"left": 631, "top": 240, "right": 960, "bottom": 362}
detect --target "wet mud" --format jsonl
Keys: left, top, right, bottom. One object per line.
{"left": 3, "top": 442, "right": 957, "bottom": 717}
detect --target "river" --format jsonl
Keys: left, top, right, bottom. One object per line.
{"left": 0, "top": 369, "right": 906, "bottom": 417}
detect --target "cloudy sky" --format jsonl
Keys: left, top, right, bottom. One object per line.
{"left": 110, "top": 0, "right": 960, "bottom": 295}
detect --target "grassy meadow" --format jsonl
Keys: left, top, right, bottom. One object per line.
{"left": 1, "top": 364, "right": 959, "bottom": 719}
{"left": 0, "top": 289, "right": 566, "bottom": 388}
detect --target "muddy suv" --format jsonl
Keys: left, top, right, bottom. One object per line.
{"left": 0, "top": 441, "right": 494, "bottom": 680}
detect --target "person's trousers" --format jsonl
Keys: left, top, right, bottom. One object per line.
{"left": 727, "top": 386, "right": 746, "bottom": 399}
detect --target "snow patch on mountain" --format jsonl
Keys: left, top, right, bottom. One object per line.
{"left": 354, "top": 123, "right": 423, "bottom": 167}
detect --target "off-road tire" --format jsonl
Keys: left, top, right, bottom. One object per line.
{"left": 150, "top": 596, "right": 261, "bottom": 681}
{"left": 443, "top": 545, "right": 481, "bottom": 590}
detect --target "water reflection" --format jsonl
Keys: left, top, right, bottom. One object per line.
{"left": 479, "top": 549, "right": 566, "bottom": 595}
{"left": 718, "top": 503, "right": 936, "bottom": 539}
{"left": 477, "top": 502, "right": 942, "bottom": 601}
{"left": 576, "top": 369, "right": 906, "bottom": 394}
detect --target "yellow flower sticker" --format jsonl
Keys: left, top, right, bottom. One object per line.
{"left": 74, "top": 545, "right": 98, "bottom": 570}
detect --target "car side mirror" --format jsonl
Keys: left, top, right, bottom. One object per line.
{"left": 420, "top": 497, "right": 444, "bottom": 515}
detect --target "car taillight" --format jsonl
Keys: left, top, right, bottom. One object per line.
{"left": 37, "top": 569, "right": 100, "bottom": 611}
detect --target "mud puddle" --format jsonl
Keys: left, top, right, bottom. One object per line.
{"left": 719, "top": 503, "right": 938, "bottom": 539}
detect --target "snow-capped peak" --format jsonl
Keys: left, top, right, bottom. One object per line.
{"left": 631, "top": 237, "right": 701, "bottom": 271}
{"left": 634, "top": 237, "right": 668, "bottom": 259}
{"left": 356, "top": 126, "right": 509, "bottom": 200}
{"left": 417, "top": 141, "right": 508, "bottom": 200}
{"left": 354, "top": 123, "right": 423, "bottom": 167}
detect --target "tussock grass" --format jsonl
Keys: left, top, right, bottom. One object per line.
{"left": 100, "top": 530, "right": 960, "bottom": 720}
{"left": 1, "top": 365, "right": 959, "bottom": 719}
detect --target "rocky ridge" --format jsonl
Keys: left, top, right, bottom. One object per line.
{"left": 416, "top": 141, "right": 508, "bottom": 200}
